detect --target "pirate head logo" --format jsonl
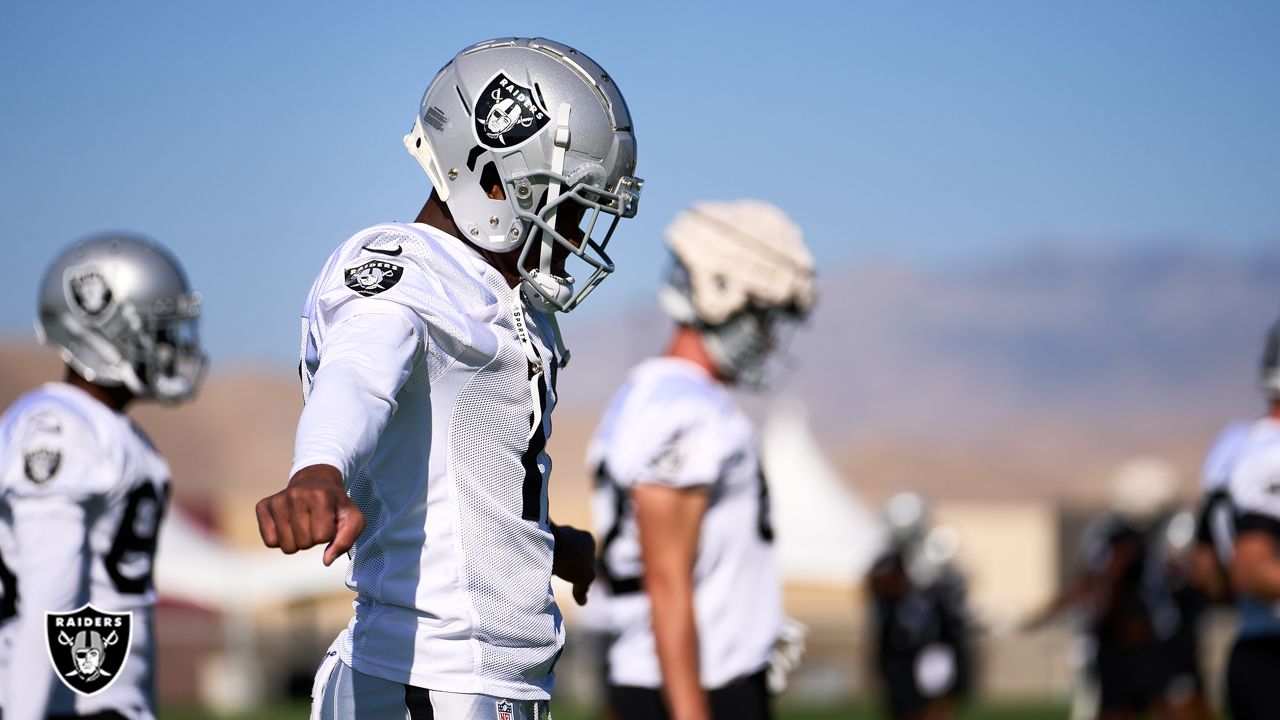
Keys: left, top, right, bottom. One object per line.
{"left": 495, "top": 699, "right": 515, "bottom": 720}
{"left": 344, "top": 260, "right": 404, "bottom": 297}
{"left": 23, "top": 448, "right": 61, "bottom": 484}
{"left": 45, "top": 605, "right": 133, "bottom": 696}
{"left": 66, "top": 268, "right": 115, "bottom": 318}
{"left": 474, "top": 73, "right": 550, "bottom": 150}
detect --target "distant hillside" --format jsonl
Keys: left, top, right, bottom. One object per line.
{"left": 556, "top": 247, "right": 1280, "bottom": 503}
{"left": 3, "top": 247, "right": 1277, "bottom": 523}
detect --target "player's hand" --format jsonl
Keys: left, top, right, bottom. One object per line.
{"left": 550, "top": 523, "right": 596, "bottom": 606}
{"left": 255, "top": 464, "right": 365, "bottom": 566}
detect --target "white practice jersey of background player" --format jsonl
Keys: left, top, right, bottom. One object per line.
{"left": 589, "top": 356, "right": 782, "bottom": 688}
{"left": 0, "top": 383, "right": 169, "bottom": 720}
{"left": 1226, "top": 417, "right": 1280, "bottom": 638}
{"left": 1199, "top": 420, "right": 1252, "bottom": 566}
{"left": 294, "top": 221, "right": 564, "bottom": 699}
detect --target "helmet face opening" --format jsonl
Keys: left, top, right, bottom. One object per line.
{"left": 133, "top": 310, "right": 207, "bottom": 404}
{"left": 702, "top": 304, "right": 807, "bottom": 390}
{"left": 514, "top": 168, "right": 641, "bottom": 312}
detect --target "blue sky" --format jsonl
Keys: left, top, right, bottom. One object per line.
{"left": 2, "top": 1, "right": 1277, "bottom": 363}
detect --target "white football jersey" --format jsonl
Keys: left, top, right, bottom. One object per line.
{"left": 0, "top": 383, "right": 168, "bottom": 720}
{"left": 588, "top": 357, "right": 782, "bottom": 689}
{"left": 294, "top": 222, "right": 563, "bottom": 700}
{"left": 1226, "top": 417, "right": 1280, "bottom": 638}
{"left": 1203, "top": 420, "right": 1253, "bottom": 493}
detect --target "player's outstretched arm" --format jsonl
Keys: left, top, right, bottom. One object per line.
{"left": 256, "top": 464, "right": 365, "bottom": 566}
{"left": 549, "top": 521, "right": 596, "bottom": 606}
{"left": 259, "top": 306, "right": 423, "bottom": 564}
{"left": 634, "top": 483, "right": 711, "bottom": 720}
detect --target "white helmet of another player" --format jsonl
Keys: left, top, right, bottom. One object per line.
{"left": 659, "top": 200, "right": 815, "bottom": 386}
{"left": 1109, "top": 456, "right": 1180, "bottom": 528}
{"left": 37, "top": 233, "right": 207, "bottom": 404}
{"left": 1261, "top": 315, "right": 1280, "bottom": 399}
{"left": 884, "top": 491, "right": 930, "bottom": 545}
{"left": 404, "top": 37, "right": 643, "bottom": 313}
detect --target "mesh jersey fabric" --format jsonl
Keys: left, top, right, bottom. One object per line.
{"left": 296, "top": 222, "right": 563, "bottom": 700}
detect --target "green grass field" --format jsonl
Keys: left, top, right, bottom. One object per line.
{"left": 165, "top": 700, "right": 1070, "bottom": 720}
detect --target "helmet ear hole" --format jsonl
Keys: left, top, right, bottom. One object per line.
{"left": 479, "top": 162, "right": 505, "bottom": 201}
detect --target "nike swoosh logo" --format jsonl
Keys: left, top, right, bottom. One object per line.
{"left": 363, "top": 245, "right": 403, "bottom": 256}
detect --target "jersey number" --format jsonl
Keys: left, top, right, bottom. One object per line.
{"left": 104, "top": 482, "right": 169, "bottom": 595}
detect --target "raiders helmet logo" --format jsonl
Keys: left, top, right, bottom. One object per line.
{"left": 344, "top": 260, "right": 404, "bottom": 297}
{"left": 495, "top": 699, "right": 515, "bottom": 720}
{"left": 23, "top": 448, "right": 61, "bottom": 484}
{"left": 67, "top": 269, "right": 114, "bottom": 317}
{"left": 474, "top": 73, "right": 550, "bottom": 150}
{"left": 45, "top": 605, "right": 133, "bottom": 697}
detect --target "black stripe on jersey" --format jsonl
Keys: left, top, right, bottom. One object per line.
{"left": 404, "top": 684, "right": 436, "bottom": 720}
{"left": 1236, "top": 512, "right": 1280, "bottom": 539}
{"left": 520, "top": 363, "right": 550, "bottom": 522}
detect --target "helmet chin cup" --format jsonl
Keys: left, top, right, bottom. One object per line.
{"left": 521, "top": 270, "right": 574, "bottom": 314}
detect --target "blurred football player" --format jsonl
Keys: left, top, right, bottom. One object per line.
{"left": 0, "top": 234, "right": 206, "bottom": 719}
{"left": 253, "top": 38, "right": 642, "bottom": 719}
{"left": 1220, "top": 316, "right": 1280, "bottom": 720}
{"left": 589, "top": 200, "right": 814, "bottom": 720}
{"left": 1027, "top": 459, "right": 1208, "bottom": 720}
{"left": 866, "top": 493, "right": 973, "bottom": 720}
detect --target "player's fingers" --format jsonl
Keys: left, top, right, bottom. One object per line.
{"left": 268, "top": 496, "right": 299, "bottom": 554}
{"left": 573, "top": 581, "right": 590, "bottom": 606}
{"left": 308, "top": 495, "right": 338, "bottom": 545}
{"left": 255, "top": 499, "right": 279, "bottom": 548}
{"left": 287, "top": 491, "right": 316, "bottom": 550}
{"left": 324, "top": 503, "right": 366, "bottom": 566}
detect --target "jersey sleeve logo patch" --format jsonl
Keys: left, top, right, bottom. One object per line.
{"left": 344, "top": 260, "right": 404, "bottom": 297}
{"left": 45, "top": 605, "right": 134, "bottom": 697}
{"left": 474, "top": 72, "right": 549, "bottom": 150}
{"left": 23, "top": 448, "right": 61, "bottom": 484}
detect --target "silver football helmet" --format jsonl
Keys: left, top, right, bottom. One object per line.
{"left": 36, "top": 233, "right": 207, "bottom": 404}
{"left": 1262, "top": 316, "right": 1280, "bottom": 399}
{"left": 659, "top": 200, "right": 816, "bottom": 387}
{"left": 403, "top": 37, "right": 642, "bottom": 313}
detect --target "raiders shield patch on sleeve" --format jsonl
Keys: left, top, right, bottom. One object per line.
{"left": 345, "top": 260, "right": 404, "bottom": 297}
{"left": 24, "top": 448, "right": 61, "bottom": 484}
